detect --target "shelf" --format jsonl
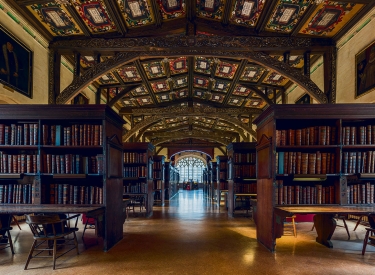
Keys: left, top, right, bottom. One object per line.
{"left": 0, "top": 145, "right": 38, "bottom": 149}
{"left": 53, "top": 174, "right": 87, "bottom": 179}
{"left": 277, "top": 145, "right": 339, "bottom": 150}
{"left": 40, "top": 145, "right": 102, "bottom": 149}
{"left": 0, "top": 173, "right": 24, "bottom": 179}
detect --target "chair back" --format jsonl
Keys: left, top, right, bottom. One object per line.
{"left": 26, "top": 214, "right": 63, "bottom": 238}
{"left": 368, "top": 214, "right": 375, "bottom": 229}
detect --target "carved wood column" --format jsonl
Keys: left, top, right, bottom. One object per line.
{"left": 74, "top": 52, "right": 81, "bottom": 78}
{"left": 324, "top": 46, "right": 337, "bottom": 103}
{"left": 304, "top": 51, "right": 310, "bottom": 77}
{"left": 48, "top": 50, "right": 61, "bottom": 104}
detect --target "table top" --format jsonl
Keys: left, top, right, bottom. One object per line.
{"left": 274, "top": 205, "right": 375, "bottom": 216}
{"left": 0, "top": 204, "right": 105, "bottom": 215}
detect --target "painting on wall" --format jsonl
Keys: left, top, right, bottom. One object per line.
{"left": 295, "top": 93, "right": 312, "bottom": 104}
{"left": 356, "top": 41, "right": 375, "bottom": 98}
{"left": 0, "top": 26, "right": 33, "bottom": 98}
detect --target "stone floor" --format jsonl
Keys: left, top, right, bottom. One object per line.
{"left": 1, "top": 189, "right": 375, "bottom": 274}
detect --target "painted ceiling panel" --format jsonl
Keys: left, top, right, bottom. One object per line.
{"left": 98, "top": 72, "right": 119, "bottom": 84}
{"left": 193, "top": 90, "right": 207, "bottom": 99}
{"left": 173, "top": 76, "right": 189, "bottom": 89}
{"left": 215, "top": 60, "right": 238, "bottom": 79}
{"left": 299, "top": 1, "right": 364, "bottom": 37}
{"left": 245, "top": 96, "right": 266, "bottom": 108}
{"left": 131, "top": 85, "right": 149, "bottom": 96}
{"left": 196, "top": 0, "right": 226, "bottom": 20}
{"left": 232, "top": 85, "right": 252, "bottom": 97}
{"left": 262, "top": 71, "right": 288, "bottom": 86}
{"left": 73, "top": 0, "right": 116, "bottom": 33}
{"left": 151, "top": 80, "right": 170, "bottom": 93}
{"left": 210, "top": 92, "right": 225, "bottom": 103}
{"left": 193, "top": 76, "right": 210, "bottom": 89}
{"left": 156, "top": 93, "right": 171, "bottom": 102}
{"left": 27, "top": 3, "right": 83, "bottom": 36}
{"left": 117, "top": 66, "right": 142, "bottom": 82}
{"left": 227, "top": 97, "right": 244, "bottom": 106}
{"left": 175, "top": 89, "right": 189, "bottom": 99}
{"left": 80, "top": 56, "right": 96, "bottom": 68}
{"left": 157, "top": 0, "right": 186, "bottom": 20}
{"left": 230, "top": 0, "right": 266, "bottom": 27}
{"left": 240, "top": 66, "right": 266, "bottom": 82}
{"left": 212, "top": 80, "right": 231, "bottom": 93}
{"left": 116, "top": 0, "right": 154, "bottom": 28}
{"left": 142, "top": 61, "right": 166, "bottom": 79}
{"left": 169, "top": 57, "right": 188, "bottom": 75}
{"left": 136, "top": 96, "right": 154, "bottom": 105}
{"left": 265, "top": 0, "right": 311, "bottom": 33}
{"left": 194, "top": 57, "right": 214, "bottom": 74}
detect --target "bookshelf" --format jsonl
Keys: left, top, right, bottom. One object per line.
{"left": 153, "top": 155, "right": 165, "bottom": 206}
{"left": 209, "top": 160, "right": 217, "bottom": 200}
{"left": 202, "top": 168, "right": 208, "bottom": 196}
{"left": 216, "top": 156, "right": 228, "bottom": 208}
{"left": 0, "top": 105, "right": 124, "bottom": 251}
{"left": 123, "top": 142, "right": 154, "bottom": 216}
{"left": 227, "top": 142, "right": 257, "bottom": 216}
{"left": 253, "top": 104, "right": 375, "bottom": 251}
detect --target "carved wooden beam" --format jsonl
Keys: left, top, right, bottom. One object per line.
{"left": 240, "top": 85, "right": 274, "bottom": 106}
{"left": 151, "top": 136, "right": 229, "bottom": 147}
{"left": 108, "top": 84, "right": 138, "bottom": 107}
{"left": 134, "top": 59, "right": 159, "bottom": 105}
{"left": 48, "top": 50, "right": 60, "bottom": 104}
{"left": 223, "top": 59, "right": 248, "bottom": 105}
{"left": 50, "top": 35, "right": 333, "bottom": 53}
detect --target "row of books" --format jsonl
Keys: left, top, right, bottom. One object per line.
{"left": 123, "top": 183, "right": 147, "bottom": 193}
{"left": 42, "top": 124, "right": 103, "bottom": 146}
{"left": 218, "top": 182, "right": 228, "bottom": 190}
{"left": 342, "top": 151, "right": 375, "bottom": 174}
{"left": 219, "top": 171, "right": 227, "bottom": 180}
{"left": 0, "top": 184, "right": 32, "bottom": 204}
{"left": 276, "top": 126, "right": 337, "bottom": 146}
{"left": 232, "top": 152, "right": 256, "bottom": 163}
{"left": 342, "top": 125, "right": 375, "bottom": 145}
{"left": 275, "top": 180, "right": 335, "bottom": 205}
{"left": 231, "top": 164, "right": 256, "bottom": 178}
{"left": 153, "top": 171, "right": 163, "bottom": 179}
{"left": 153, "top": 162, "right": 163, "bottom": 170}
{"left": 276, "top": 151, "right": 336, "bottom": 175}
{"left": 41, "top": 154, "right": 104, "bottom": 174}
{"left": 153, "top": 180, "right": 163, "bottom": 190}
{"left": 347, "top": 183, "right": 375, "bottom": 204}
{"left": 234, "top": 183, "right": 257, "bottom": 194}
{"left": 49, "top": 183, "right": 103, "bottom": 205}
{"left": 0, "top": 152, "right": 38, "bottom": 173}
{"left": 0, "top": 123, "right": 38, "bottom": 146}
{"left": 123, "top": 166, "right": 147, "bottom": 178}
{"left": 123, "top": 152, "right": 148, "bottom": 163}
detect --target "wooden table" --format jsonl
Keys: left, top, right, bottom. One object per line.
{"left": 0, "top": 205, "right": 106, "bottom": 249}
{"left": 274, "top": 205, "right": 375, "bottom": 248}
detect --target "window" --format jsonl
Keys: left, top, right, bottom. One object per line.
{"left": 176, "top": 157, "right": 205, "bottom": 183}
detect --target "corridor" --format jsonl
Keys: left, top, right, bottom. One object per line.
{"left": 1, "top": 189, "right": 375, "bottom": 274}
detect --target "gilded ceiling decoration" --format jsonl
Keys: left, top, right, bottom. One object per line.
{"left": 11, "top": 0, "right": 373, "bottom": 146}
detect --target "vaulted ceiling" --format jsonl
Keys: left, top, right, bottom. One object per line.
{"left": 8, "top": 0, "right": 375, "bottom": 152}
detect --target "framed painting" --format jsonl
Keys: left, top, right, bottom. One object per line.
{"left": 0, "top": 26, "right": 33, "bottom": 98}
{"left": 295, "top": 93, "right": 312, "bottom": 104}
{"left": 356, "top": 41, "right": 375, "bottom": 98}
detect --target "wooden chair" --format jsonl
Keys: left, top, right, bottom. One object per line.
{"left": 362, "top": 214, "right": 375, "bottom": 255}
{"left": 284, "top": 215, "right": 297, "bottom": 237}
{"left": 0, "top": 214, "right": 15, "bottom": 254}
{"left": 24, "top": 214, "right": 80, "bottom": 270}
{"left": 127, "top": 195, "right": 145, "bottom": 214}
{"left": 81, "top": 214, "right": 98, "bottom": 244}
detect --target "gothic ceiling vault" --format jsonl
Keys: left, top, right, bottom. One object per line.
{"left": 8, "top": 0, "right": 375, "bottom": 153}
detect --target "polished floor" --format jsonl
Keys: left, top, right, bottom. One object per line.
{"left": 1, "top": 189, "right": 375, "bottom": 274}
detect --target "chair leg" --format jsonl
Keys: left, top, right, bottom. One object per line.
{"left": 82, "top": 220, "right": 89, "bottom": 239}
{"left": 292, "top": 217, "right": 297, "bottom": 238}
{"left": 7, "top": 230, "right": 14, "bottom": 254}
{"left": 73, "top": 231, "right": 79, "bottom": 255}
{"left": 53, "top": 239, "right": 57, "bottom": 270}
{"left": 12, "top": 216, "right": 22, "bottom": 230}
{"left": 362, "top": 230, "right": 370, "bottom": 255}
{"left": 342, "top": 217, "right": 350, "bottom": 240}
{"left": 353, "top": 216, "right": 363, "bottom": 231}
{"left": 24, "top": 240, "right": 37, "bottom": 270}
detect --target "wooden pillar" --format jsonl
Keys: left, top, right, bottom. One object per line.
{"left": 74, "top": 52, "right": 81, "bottom": 78}
{"left": 324, "top": 47, "right": 336, "bottom": 103}
{"left": 281, "top": 91, "right": 286, "bottom": 104}
{"left": 48, "top": 50, "right": 61, "bottom": 104}
{"left": 96, "top": 88, "right": 101, "bottom": 104}
{"left": 304, "top": 51, "right": 311, "bottom": 77}
{"left": 273, "top": 88, "right": 277, "bottom": 104}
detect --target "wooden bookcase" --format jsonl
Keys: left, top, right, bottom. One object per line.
{"left": 216, "top": 156, "right": 228, "bottom": 207}
{"left": 253, "top": 104, "right": 375, "bottom": 251}
{"left": 123, "top": 142, "right": 154, "bottom": 216}
{"left": 0, "top": 105, "right": 124, "bottom": 251}
{"left": 227, "top": 142, "right": 257, "bottom": 216}
{"left": 202, "top": 168, "right": 208, "bottom": 195}
{"left": 209, "top": 160, "right": 217, "bottom": 200}
{"left": 153, "top": 155, "right": 165, "bottom": 206}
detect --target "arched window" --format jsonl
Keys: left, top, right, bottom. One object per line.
{"left": 176, "top": 157, "right": 205, "bottom": 183}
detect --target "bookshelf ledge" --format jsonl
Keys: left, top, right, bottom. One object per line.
{"left": 293, "top": 174, "right": 327, "bottom": 181}
{"left": 0, "top": 173, "right": 23, "bottom": 179}
{"left": 53, "top": 174, "right": 87, "bottom": 179}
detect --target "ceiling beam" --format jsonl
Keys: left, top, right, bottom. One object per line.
{"left": 65, "top": 5, "right": 91, "bottom": 37}
{"left": 241, "top": 84, "right": 274, "bottom": 106}
{"left": 255, "top": 0, "right": 278, "bottom": 33}
{"left": 222, "top": 0, "right": 235, "bottom": 25}
{"left": 103, "top": 0, "right": 128, "bottom": 35}
{"left": 134, "top": 59, "right": 159, "bottom": 106}
{"left": 291, "top": 4, "right": 317, "bottom": 37}
{"left": 150, "top": 0, "right": 162, "bottom": 26}
{"left": 222, "top": 59, "right": 248, "bottom": 105}
{"left": 107, "top": 84, "right": 138, "bottom": 107}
